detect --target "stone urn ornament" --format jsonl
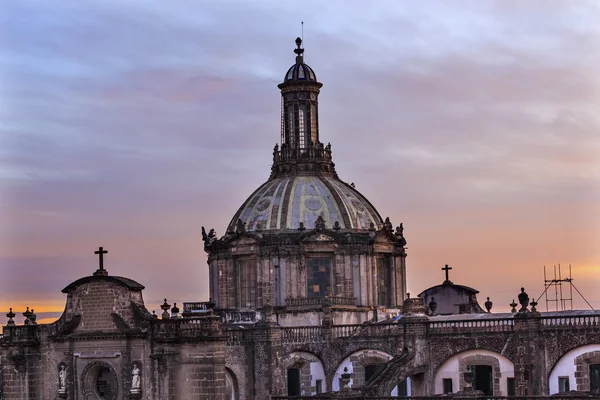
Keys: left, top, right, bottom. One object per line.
{"left": 530, "top": 298, "right": 538, "bottom": 313}
{"left": 510, "top": 299, "right": 518, "bottom": 313}
{"left": 340, "top": 367, "right": 352, "bottom": 391}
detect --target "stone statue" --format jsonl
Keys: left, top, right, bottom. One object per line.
{"left": 235, "top": 219, "right": 246, "bottom": 234}
{"left": 518, "top": 287, "right": 529, "bottom": 313}
{"left": 202, "top": 227, "right": 216, "bottom": 250}
{"left": 59, "top": 364, "right": 67, "bottom": 390}
{"left": 131, "top": 363, "right": 141, "bottom": 393}
{"left": 395, "top": 223, "right": 404, "bottom": 237}
{"left": 485, "top": 297, "right": 493, "bottom": 313}
{"left": 383, "top": 217, "right": 393, "bottom": 233}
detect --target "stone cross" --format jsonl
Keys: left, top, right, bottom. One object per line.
{"left": 442, "top": 264, "right": 452, "bottom": 282}
{"left": 94, "top": 246, "right": 108, "bottom": 270}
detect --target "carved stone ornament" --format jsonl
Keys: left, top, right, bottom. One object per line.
{"left": 314, "top": 216, "right": 326, "bottom": 231}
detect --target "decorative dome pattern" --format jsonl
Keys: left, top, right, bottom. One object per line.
{"left": 227, "top": 176, "right": 383, "bottom": 232}
{"left": 284, "top": 63, "right": 317, "bottom": 83}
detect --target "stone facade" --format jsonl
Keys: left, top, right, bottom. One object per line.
{"left": 0, "top": 269, "right": 226, "bottom": 400}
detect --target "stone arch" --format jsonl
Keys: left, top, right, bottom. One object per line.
{"left": 284, "top": 351, "right": 326, "bottom": 396}
{"left": 332, "top": 349, "right": 392, "bottom": 391}
{"left": 548, "top": 344, "right": 600, "bottom": 394}
{"left": 434, "top": 349, "right": 514, "bottom": 396}
{"left": 225, "top": 367, "right": 239, "bottom": 400}
{"left": 80, "top": 360, "right": 119, "bottom": 400}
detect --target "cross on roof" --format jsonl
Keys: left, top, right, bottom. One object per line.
{"left": 442, "top": 264, "right": 452, "bottom": 283}
{"left": 94, "top": 246, "right": 108, "bottom": 271}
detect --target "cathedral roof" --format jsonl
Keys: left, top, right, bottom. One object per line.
{"left": 62, "top": 275, "right": 144, "bottom": 293}
{"left": 284, "top": 62, "right": 317, "bottom": 83}
{"left": 227, "top": 175, "right": 383, "bottom": 232}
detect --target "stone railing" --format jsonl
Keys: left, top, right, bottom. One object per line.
{"left": 1, "top": 325, "right": 40, "bottom": 342}
{"left": 281, "top": 323, "right": 399, "bottom": 344}
{"left": 223, "top": 328, "right": 244, "bottom": 346}
{"left": 152, "top": 316, "right": 221, "bottom": 340}
{"left": 540, "top": 314, "right": 600, "bottom": 329}
{"left": 182, "top": 302, "right": 211, "bottom": 313}
{"left": 281, "top": 326, "right": 325, "bottom": 343}
{"left": 331, "top": 323, "right": 398, "bottom": 338}
{"left": 285, "top": 296, "right": 356, "bottom": 308}
{"left": 428, "top": 318, "right": 514, "bottom": 334}
{"left": 273, "top": 147, "right": 332, "bottom": 163}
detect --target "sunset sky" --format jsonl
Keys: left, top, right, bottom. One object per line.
{"left": 1, "top": 1, "right": 599, "bottom": 324}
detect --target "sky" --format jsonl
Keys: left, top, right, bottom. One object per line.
{"left": 1, "top": 0, "right": 599, "bottom": 324}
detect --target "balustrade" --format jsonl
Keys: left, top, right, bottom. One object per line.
{"left": 540, "top": 314, "right": 600, "bottom": 329}
{"left": 428, "top": 318, "right": 514, "bottom": 334}
{"left": 285, "top": 296, "right": 356, "bottom": 308}
{"left": 274, "top": 147, "right": 332, "bottom": 163}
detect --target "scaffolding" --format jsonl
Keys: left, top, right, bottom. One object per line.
{"left": 540, "top": 264, "right": 594, "bottom": 312}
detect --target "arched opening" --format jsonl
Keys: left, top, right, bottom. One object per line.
{"left": 225, "top": 367, "right": 239, "bottom": 400}
{"left": 434, "top": 349, "right": 514, "bottom": 396}
{"left": 80, "top": 361, "right": 118, "bottom": 400}
{"left": 284, "top": 351, "right": 326, "bottom": 396}
{"left": 548, "top": 344, "right": 600, "bottom": 394}
{"left": 96, "top": 367, "right": 117, "bottom": 399}
{"left": 332, "top": 349, "right": 392, "bottom": 391}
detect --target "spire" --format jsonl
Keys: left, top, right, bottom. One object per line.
{"left": 272, "top": 38, "right": 334, "bottom": 179}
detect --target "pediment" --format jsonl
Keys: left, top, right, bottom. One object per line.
{"left": 373, "top": 231, "right": 396, "bottom": 244}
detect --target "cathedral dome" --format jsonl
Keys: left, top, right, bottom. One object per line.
{"left": 227, "top": 176, "right": 383, "bottom": 233}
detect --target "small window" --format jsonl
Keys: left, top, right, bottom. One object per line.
{"left": 558, "top": 376, "right": 570, "bottom": 392}
{"left": 315, "top": 379, "right": 322, "bottom": 394}
{"left": 443, "top": 378, "right": 453, "bottom": 394}
{"left": 507, "top": 377, "right": 516, "bottom": 396}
